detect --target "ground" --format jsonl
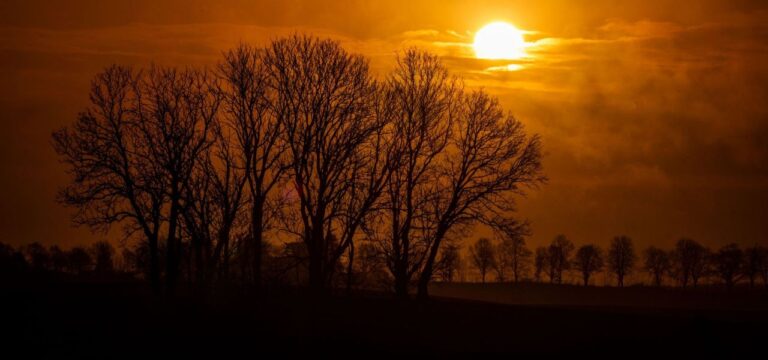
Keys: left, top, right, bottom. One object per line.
{"left": 3, "top": 276, "right": 766, "bottom": 355}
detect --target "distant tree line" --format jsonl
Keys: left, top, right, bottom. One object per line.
{"left": 457, "top": 235, "right": 768, "bottom": 289}
{"left": 49, "top": 35, "right": 545, "bottom": 298}
{"left": 0, "top": 241, "right": 118, "bottom": 276}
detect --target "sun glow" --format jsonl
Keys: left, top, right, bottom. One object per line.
{"left": 473, "top": 22, "right": 528, "bottom": 60}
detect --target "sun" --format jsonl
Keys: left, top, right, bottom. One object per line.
{"left": 473, "top": 22, "right": 528, "bottom": 60}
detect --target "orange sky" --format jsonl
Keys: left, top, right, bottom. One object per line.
{"left": 1, "top": 0, "right": 767, "bottom": 250}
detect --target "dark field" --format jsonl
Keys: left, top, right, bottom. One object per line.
{"left": 431, "top": 281, "right": 768, "bottom": 310}
{"left": 3, "top": 278, "right": 767, "bottom": 356}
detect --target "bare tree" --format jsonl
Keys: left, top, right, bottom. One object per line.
{"left": 435, "top": 244, "right": 461, "bottom": 282}
{"left": 333, "top": 84, "right": 400, "bottom": 293}
{"left": 179, "top": 100, "right": 253, "bottom": 287}
{"left": 713, "top": 243, "right": 743, "bottom": 290}
{"left": 218, "top": 44, "right": 284, "bottom": 288}
{"left": 350, "top": 242, "right": 389, "bottom": 289}
{"left": 492, "top": 242, "right": 509, "bottom": 283}
{"left": 49, "top": 245, "right": 68, "bottom": 272}
{"left": 133, "top": 66, "right": 220, "bottom": 292}
{"left": 643, "top": 246, "right": 670, "bottom": 287}
{"left": 573, "top": 244, "right": 604, "bottom": 286}
{"left": 53, "top": 66, "right": 165, "bottom": 293}
{"left": 760, "top": 249, "right": 768, "bottom": 289}
{"left": 534, "top": 246, "right": 548, "bottom": 282}
{"left": 743, "top": 245, "right": 768, "bottom": 289}
{"left": 493, "top": 220, "right": 532, "bottom": 282}
{"left": 469, "top": 238, "right": 495, "bottom": 283}
{"left": 0, "top": 242, "right": 27, "bottom": 274}
{"left": 68, "top": 247, "right": 92, "bottom": 274}
{"left": 375, "top": 49, "right": 458, "bottom": 298}
{"left": 546, "top": 235, "right": 573, "bottom": 284}
{"left": 671, "top": 238, "right": 708, "bottom": 288}
{"left": 263, "top": 35, "right": 378, "bottom": 292}
{"left": 607, "top": 235, "right": 636, "bottom": 287}
{"left": 415, "top": 89, "right": 544, "bottom": 299}
{"left": 24, "top": 243, "right": 51, "bottom": 271}
{"left": 91, "top": 240, "right": 115, "bottom": 274}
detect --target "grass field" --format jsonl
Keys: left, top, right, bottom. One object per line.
{"left": 431, "top": 281, "right": 768, "bottom": 310}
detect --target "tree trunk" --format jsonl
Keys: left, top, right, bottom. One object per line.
{"left": 307, "top": 216, "right": 325, "bottom": 293}
{"left": 251, "top": 199, "right": 264, "bottom": 290}
{"left": 192, "top": 234, "right": 204, "bottom": 286}
{"left": 513, "top": 263, "right": 519, "bottom": 283}
{"left": 416, "top": 225, "right": 449, "bottom": 300}
{"left": 165, "top": 195, "right": 181, "bottom": 295}
{"left": 148, "top": 235, "right": 160, "bottom": 295}
{"left": 394, "top": 261, "right": 409, "bottom": 299}
{"left": 345, "top": 242, "right": 354, "bottom": 295}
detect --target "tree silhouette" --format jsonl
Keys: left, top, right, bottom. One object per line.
{"left": 415, "top": 89, "right": 544, "bottom": 298}
{"left": 0, "top": 242, "right": 27, "bottom": 274}
{"left": 493, "top": 221, "right": 532, "bottom": 283}
{"left": 133, "top": 66, "right": 220, "bottom": 292}
{"left": 53, "top": 65, "right": 217, "bottom": 294}
{"left": 52, "top": 37, "right": 544, "bottom": 298}
{"left": 331, "top": 82, "right": 400, "bottom": 294}
{"left": 263, "top": 35, "right": 378, "bottom": 292}
{"left": 534, "top": 246, "right": 548, "bottom": 282}
{"left": 435, "top": 244, "right": 461, "bottom": 283}
{"left": 573, "top": 244, "right": 604, "bottom": 286}
{"left": 743, "top": 245, "right": 768, "bottom": 289}
{"left": 607, "top": 236, "right": 636, "bottom": 287}
{"left": 24, "top": 242, "right": 51, "bottom": 271}
{"left": 469, "top": 238, "right": 495, "bottom": 283}
{"left": 91, "top": 240, "right": 115, "bottom": 274}
{"left": 713, "top": 243, "right": 743, "bottom": 290}
{"left": 180, "top": 107, "right": 249, "bottom": 286}
{"left": 376, "top": 49, "right": 457, "bottom": 298}
{"left": 49, "top": 245, "right": 68, "bottom": 272}
{"left": 68, "top": 247, "right": 92, "bottom": 274}
{"left": 671, "top": 238, "right": 708, "bottom": 288}
{"left": 546, "top": 235, "right": 573, "bottom": 284}
{"left": 492, "top": 241, "right": 509, "bottom": 282}
{"left": 643, "top": 246, "right": 670, "bottom": 287}
{"left": 217, "top": 44, "right": 284, "bottom": 288}
{"left": 760, "top": 249, "right": 768, "bottom": 289}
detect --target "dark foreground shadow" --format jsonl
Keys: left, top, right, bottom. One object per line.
{"left": 3, "top": 278, "right": 766, "bottom": 356}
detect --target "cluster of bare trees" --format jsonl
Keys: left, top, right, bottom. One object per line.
{"left": 52, "top": 35, "right": 544, "bottom": 298}
{"left": 461, "top": 234, "right": 768, "bottom": 289}
{"left": 463, "top": 222, "right": 533, "bottom": 283}
{"left": 644, "top": 240, "right": 768, "bottom": 290}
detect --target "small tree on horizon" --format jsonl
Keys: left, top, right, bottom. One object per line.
{"left": 743, "top": 245, "right": 768, "bottom": 289}
{"left": 671, "top": 238, "right": 709, "bottom": 288}
{"left": 608, "top": 236, "right": 636, "bottom": 287}
{"left": 573, "top": 244, "right": 604, "bottom": 286}
{"left": 713, "top": 243, "right": 743, "bottom": 290}
{"left": 534, "top": 246, "right": 548, "bottom": 283}
{"left": 435, "top": 244, "right": 461, "bottom": 283}
{"left": 68, "top": 247, "right": 92, "bottom": 274}
{"left": 469, "top": 238, "right": 496, "bottom": 283}
{"left": 493, "top": 220, "right": 532, "bottom": 283}
{"left": 546, "top": 235, "right": 573, "bottom": 284}
{"left": 91, "top": 240, "right": 115, "bottom": 274}
{"left": 643, "top": 246, "right": 670, "bottom": 287}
